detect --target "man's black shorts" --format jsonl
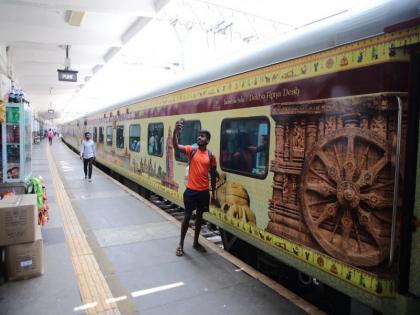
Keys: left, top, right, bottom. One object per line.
{"left": 183, "top": 188, "right": 210, "bottom": 215}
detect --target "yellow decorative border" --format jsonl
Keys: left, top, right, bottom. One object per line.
{"left": 209, "top": 208, "right": 395, "bottom": 297}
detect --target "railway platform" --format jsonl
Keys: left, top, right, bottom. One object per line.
{"left": 0, "top": 139, "right": 323, "bottom": 315}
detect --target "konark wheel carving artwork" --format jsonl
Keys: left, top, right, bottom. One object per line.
{"left": 301, "top": 127, "right": 395, "bottom": 267}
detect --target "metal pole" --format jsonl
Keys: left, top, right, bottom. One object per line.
{"left": 389, "top": 96, "right": 402, "bottom": 266}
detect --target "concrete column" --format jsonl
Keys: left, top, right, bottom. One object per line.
{"left": 0, "top": 46, "right": 12, "bottom": 101}
{"left": 0, "top": 45, "right": 8, "bottom": 76}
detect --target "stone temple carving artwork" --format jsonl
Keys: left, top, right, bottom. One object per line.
{"left": 267, "top": 95, "right": 406, "bottom": 267}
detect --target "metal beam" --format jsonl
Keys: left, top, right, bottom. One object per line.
{"left": 14, "top": 63, "right": 93, "bottom": 73}
{"left": 0, "top": 0, "right": 160, "bottom": 16}
{"left": 0, "top": 23, "right": 123, "bottom": 46}
{"left": 28, "top": 87, "right": 79, "bottom": 94}
{"left": 11, "top": 48, "right": 104, "bottom": 65}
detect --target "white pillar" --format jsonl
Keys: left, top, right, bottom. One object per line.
{"left": 0, "top": 45, "right": 8, "bottom": 76}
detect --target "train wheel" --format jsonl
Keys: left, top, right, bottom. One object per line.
{"left": 301, "top": 127, "right": 394, "bottom": 267}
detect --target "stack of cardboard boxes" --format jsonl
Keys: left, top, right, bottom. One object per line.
{"left": 0, "top": 194, "right": 44, "bottom": 280}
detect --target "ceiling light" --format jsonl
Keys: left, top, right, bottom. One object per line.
{"left": 67, "top": 10, "right": 85, "bottom": 27}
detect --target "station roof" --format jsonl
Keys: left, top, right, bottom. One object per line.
{"left": 0, "top": 0, "right": 371, "bottom": 123}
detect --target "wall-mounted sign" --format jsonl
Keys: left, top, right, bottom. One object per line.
{"left": 57, "top": 69, "right": 78, "bottom": 82}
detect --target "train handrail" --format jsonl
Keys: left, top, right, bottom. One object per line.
{"left": 389, "top": 96, "right": 402, "bottom": 266}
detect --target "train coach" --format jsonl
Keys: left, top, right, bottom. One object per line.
{"left": 62, "top": 1, "right": 420, "bottom": 313}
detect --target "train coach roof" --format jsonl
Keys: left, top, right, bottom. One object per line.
{"left": 85, "top": 0, "right": 420, "bottom": 118}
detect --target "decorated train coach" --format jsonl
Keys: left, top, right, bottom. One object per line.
{"left": 62, "top": 1, "right": 420, "bottom": 314}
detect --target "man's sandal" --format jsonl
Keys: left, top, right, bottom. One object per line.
{"left": 176, "top": 247, "right": 184, "bottom": 257}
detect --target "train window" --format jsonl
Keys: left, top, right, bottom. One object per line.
{"left": 93, "top": 127, "right": 97, "bottom": 142}
{"left": 106, "top": 126, "right": 113, "bottom": 146}
{"left": 116, "top": 125, "right": 124, "bottom": 149}
{"left": 175, "top": 120, "right": 201, "bottom": 162}
{"left": 220, "top": 117, "right": 269, "bottom": 179}
{"left": 129, "top": 124, "right": 141, "bottom": 152}
{"left": 148, "top": 123, "right": 164, "bottom": 156}
{"left": 99, "top": 127, "right": 104, "bottom": 143}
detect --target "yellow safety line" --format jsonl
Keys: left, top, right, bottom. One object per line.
{"left": 46, "top": 146, "right": 121, "bottom": 315}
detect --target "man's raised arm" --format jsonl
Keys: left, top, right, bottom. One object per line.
{"left": 173, "top": 120, "right": 187, "bottom": 153}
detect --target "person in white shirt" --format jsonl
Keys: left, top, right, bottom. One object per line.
{"left": 80, "top": 132, "right": 96, "bottom": 182}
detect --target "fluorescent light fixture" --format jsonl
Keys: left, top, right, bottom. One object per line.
{"left": 67, "top": 10, "right": 86, "bottom": 27}
{"left": 92, "top": 64, "right": 103, "bottom": 74}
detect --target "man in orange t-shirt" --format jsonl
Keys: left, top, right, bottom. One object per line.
{"left": 173, "top": 120, "right": 217, "bottom": 257}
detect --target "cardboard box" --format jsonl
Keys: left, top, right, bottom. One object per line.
{"left": 6, "top": 225, "right": 44, "bottom": 280}
{"left": 0, "top": 183, "right": 27, "bottom": 195}
{"left": 0, "top": 194, "right": 37, "bottom": 246}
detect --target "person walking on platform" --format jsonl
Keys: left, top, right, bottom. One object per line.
{"left": 173, "top": 120, "right": 217, "bottom": 256}
{"left": 80, "top": 132, "right": 96, "bottom": 182}
{"left": 47, "top": 129, "right": 54, "bottom": 145}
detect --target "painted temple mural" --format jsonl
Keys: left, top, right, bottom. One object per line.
{"left": 267, "top": 94, "right": 406, "bottom": 269}
{"left": 162, "top": 126, "right": 179, "bottom": 191}
{"left": 215, "top": 172, "right": 257, "bottom": 225}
